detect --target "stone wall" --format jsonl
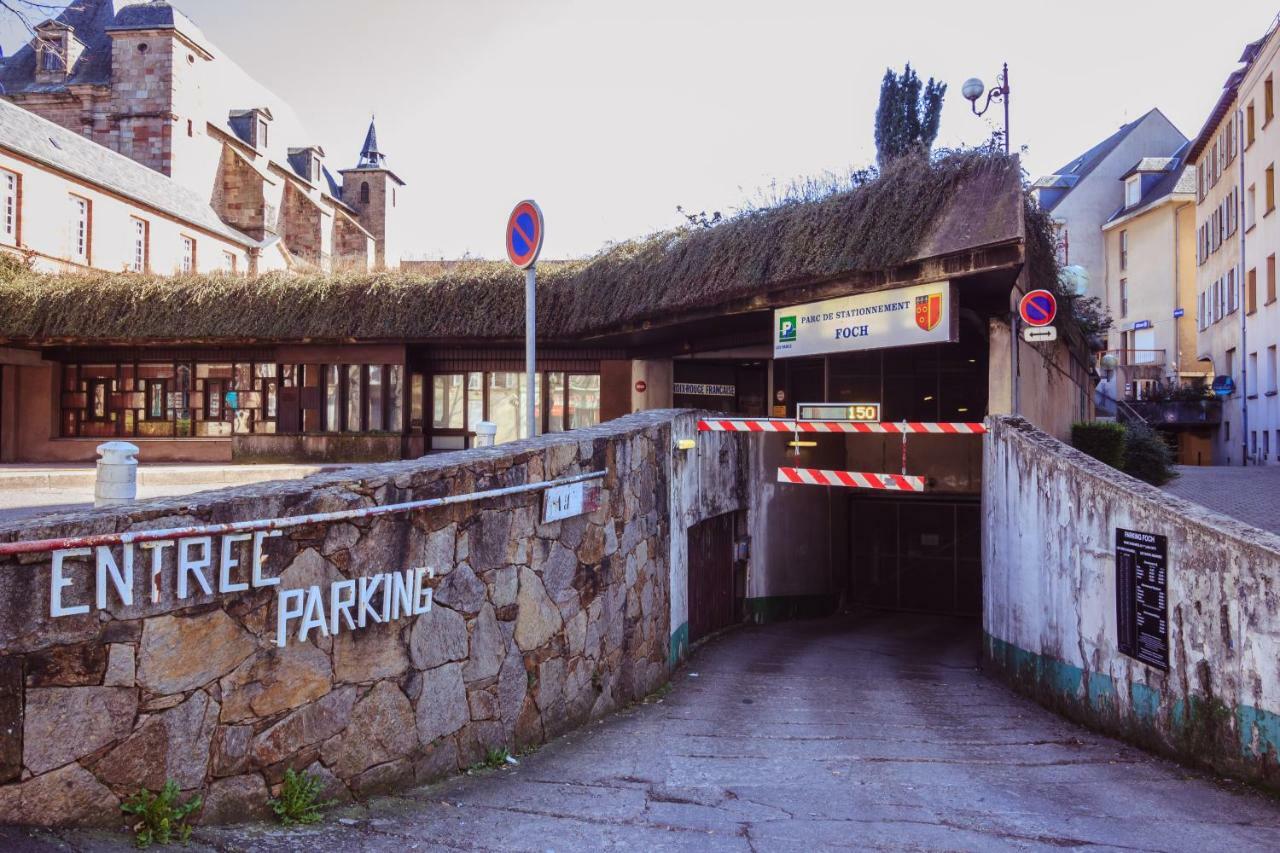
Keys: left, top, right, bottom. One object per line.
{"left": 983, "top": 416, "right": 1280, "bottom": 788}
{"left": 0, "top": 410, "right": 740, "bottom": 826}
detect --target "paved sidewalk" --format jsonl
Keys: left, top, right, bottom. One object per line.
{"left": 0, "top": 464, "right": 347, "bottom": 526}
{"left": 8, "top": 612, "right": 1279, "bottom": 851}
{"left": 1161, "top": 464, "right": 1280, "bottom": 535}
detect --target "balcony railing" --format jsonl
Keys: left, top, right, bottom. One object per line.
{"left": 1122, "top": 398, "right": 1222, "bottom": 427}
{"left": 1099, "top": 348, "right": 1167, "bottom": 367}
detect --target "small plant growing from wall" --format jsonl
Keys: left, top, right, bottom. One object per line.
{"left": 120, "top": 781, "right": 201, "bottom": 848}
{"left": 269, "top": 769, "right": 337, "bottom": 826}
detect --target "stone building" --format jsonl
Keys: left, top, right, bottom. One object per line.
{"left": 0, "top": 0, "right": 401, "bottom": 273}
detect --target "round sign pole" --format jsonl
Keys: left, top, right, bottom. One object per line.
{"left": 525, "top": 265, "right": 536, "bottom": 440}
{"left": 506, "top": 201, "right": 545, "bottom": 440}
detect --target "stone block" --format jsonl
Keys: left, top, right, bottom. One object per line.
{"left": 489, "top": 566, "right": 518, "bottom": 607}
{"left": 350, "top": 757, "right": 413, "bottom": 797}
{"left": 95, "top": 689, "right": 219, "bottom": 791}
{"left": 0, "top": 762, "right": 119, "bottom": 827}
{"left": 333, "top": 620, "right": 409, "bottom": 684}
{"left": 514, "top": 568, "right": 562, "bottom": 651}
{"left": 408, "top": 604, "right": 468, "bottom": 671}
{"left": 0, "top": 659, "right": 20, "bottom": 784}
{"left": 253, "top": 686, "right": 356, "bottom": 767}
{"left": 137, "top": 610, "right": 257, "bottom": 696}
{"left": 415, "top": 663, "right": 468, "bottom": 745}
{"left": 23, "top": 686, "right": 136, "bottom": 775}
{"left": 103, "top": 644, "right": 136, "bottom": 688}
{"left": 462, "top": 604, "right": 504, "bottom": 683}
{"left": 435, "top": 563, "right": 486, "bottom": 614}
{"left": 211, "top": 725, "right": 253, "bottom": 778}
{"left": 200, "top": 773, "right": 271, "bottom": 825}
{"left": 25, "top": 644, "right": 107, "bottom": 688}
{"left": 220, "top": 641, "right": 332, "bottom": 722}
{"left": 320, "top": 681, "right": 416, "bottom": 779}
{"left": 412, "top": 737, "right": 458, "bottom": 785}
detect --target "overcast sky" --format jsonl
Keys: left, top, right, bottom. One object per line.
{"left": 3, "top": 1, "right": 1279, "bottom": 260}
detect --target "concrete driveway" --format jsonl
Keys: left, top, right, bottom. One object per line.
{"left": 7, "top": 612, "right": 1280, "bottom": 851}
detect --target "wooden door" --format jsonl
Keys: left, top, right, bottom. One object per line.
{"left": 688, "top": 513, "right": 736, "bottom": 642}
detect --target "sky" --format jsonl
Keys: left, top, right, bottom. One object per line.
{"left": 3, "top": 0, "right": 1279, "bottom": 260}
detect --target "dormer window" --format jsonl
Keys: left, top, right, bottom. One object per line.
{"left": 258, "top": 119, "right": 269, "bottom": 149}
{"left": 312, "top": 155, "right": 322, "bottom": 184}
{"left": 1125, "top": 175, "right": 1141, "bottom": 208}
{"left": 41, "top": 42, "right": 63, "bottom": 71}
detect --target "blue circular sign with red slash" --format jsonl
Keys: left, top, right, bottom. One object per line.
{"left": 1019, "top": 289, "right": 1057, "bottom": 327}
{"left": 506, "top": 200, "right": 545, "bottom": 269}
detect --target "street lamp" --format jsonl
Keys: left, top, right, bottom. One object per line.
{"left": 962, "top": 63, "right": 1010, "bottom": 154}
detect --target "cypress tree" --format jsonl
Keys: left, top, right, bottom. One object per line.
{"left": 874, "top": 64, "right": 947, "bottom": 167}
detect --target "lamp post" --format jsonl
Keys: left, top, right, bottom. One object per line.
{"left": 962, "top": 63, "right": 1010, "bottom": 154}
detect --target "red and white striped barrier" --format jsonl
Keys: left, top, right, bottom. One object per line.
{"left": 777, "top": 467, "right": 926, "bottom": 492}
{"left": 697, "top": 418, "right": 986, "bottom": 434}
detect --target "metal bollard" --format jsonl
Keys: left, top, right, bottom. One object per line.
{"left": 473, "top": 421, "right": 498, "bottom": 447}
{"left": 95, "top": 441, "right": 139, "bottom": 507}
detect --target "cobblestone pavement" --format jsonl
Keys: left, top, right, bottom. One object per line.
{"left": 6, "top": 612, "right": 1280, "bottom": 852}
{"left": 1161, "top": 464, "right": 1280, "bottom": 535}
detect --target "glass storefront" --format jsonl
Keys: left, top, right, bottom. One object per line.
{"left": 425, "top": 370, "right": 601, "bottom": 451}
{"left": 61, "top": 359, "right": 405, "bottom": 438}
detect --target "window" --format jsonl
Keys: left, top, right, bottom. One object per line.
{"left": 69, "top": 195, "right": 88, "bottom": 262}
{"left": 257, "top": 118, "right": 269, "bottom": 149}
{"left": 1249, "top": 352, "right": 1259, "bottom": 396}
{"left": 181, "top": 236, "right": 195, "bottom": 273}
{"left": 1268, "top": 164, "right": 1276, "bottom": 213}
{"left": 1249, "top": 268, "right": 1258, "bottom": 314}
{"left": 367, "top": 366, "right": 384, "bottom": 431}
{"left": 146, "top": 379, "right": 166, "bottom": 420}
{"left": 392, "top": 187, "right": 396, "bottom": 207}
{"left": 1268, "top": 346, "right": 1278, "bottom": 394}
{"left": 1125, "top": 177, "right": 1140, "bottom": 208}
{"left": 1214, "top": 278, "right": 1223, "bottom": 321}
{"left": 346, "top": 365, "right": 362, "bottom": 432}
{"left": 1248, "top": 184, "right": 1257, "bottom": 229}
{"left": 186, "top": 119, "right": 193, "bottom": 138}
{"left": 40, "top": 40, "right": 63, "bottom": 72}
{"left": 0, "top": 169, "right": 16, "bottom": 243}
{"left": 131, "top": 217, "right": 147, "bottom": 272}
{"left": 1271, "top": 254, "right": 1278, "bottom": 304}
{"left": 1227, "top": 348, "right": 1236, "bottom": 393}
{"left": 1119, "top": 278, "right": 1128, "bottom": 318}
{"left": 1228, "top": 268, "right": 1238, "bottom": 314}
{"left": 1198, "top": 291, "right": 1206, "bottom": 330}
{"left": 433, "top": 374, "right": 465, "bottom": 429}
{"left": 1267, "top": 75, "right": 1275, "bottom": 124}
{"left": 222, "top": 251, "right": 236, "bottom": 273}
{"left": 311, "top": 155, "right": 322, "bottom": 184}
{"left": 1119, "top": 230, "right": 1128, "bottom": 270}
{"left": 360, "top": 181, "right": 370, "bottom": 204}
{"left": 1249, "top": 102, "right": 1257, "bottom": 146}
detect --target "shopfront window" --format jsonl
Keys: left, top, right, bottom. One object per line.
{"left": 567, "top": 375, "right": 601, "bottom": 428}
{"left": 433, "top": 374, "right": 464, "bottom": 429}
{"left": 59, "top": 357, "right": 409, "bottom": 439}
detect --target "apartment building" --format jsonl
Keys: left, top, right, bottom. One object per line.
{"left": 1100, "top": 146, "right": 1216, "bottom": 463}
{"left": 1190, "top": 17, "right": 1280, "bottom": 465}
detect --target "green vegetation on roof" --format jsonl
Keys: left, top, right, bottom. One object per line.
{"left": 0, "top": 150, "right": 1027, "bottom": 343}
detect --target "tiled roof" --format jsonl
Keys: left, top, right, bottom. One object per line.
{"left": 0, "top": 97, "right": 256, "bottom": 246}
{"left": 1035, "top": 109, "right": 1172, "bottom": 212}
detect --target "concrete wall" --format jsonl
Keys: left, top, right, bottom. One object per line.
{"left": 983, "top": 415, "right": 1280, "bottom": 788}
{"left": 0, "top": 410, "right": 744, "bottom": 826}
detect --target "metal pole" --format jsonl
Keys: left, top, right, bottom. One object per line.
{"left": 1002, "top": 62, "right": 1010, "bottom": 155}
{"left": 525, "top": 265, "right": 537, "bottom": 440}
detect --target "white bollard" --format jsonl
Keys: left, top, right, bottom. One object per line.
{"left": 473, "top": 421, "right": 498, "bottom": 447}
{"left": 95, "top": 441, "right": 139, "bottom": 507}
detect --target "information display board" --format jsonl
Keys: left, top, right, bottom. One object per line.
{"left": 1115, "top": 528, "right": 1169, "bottom": 671}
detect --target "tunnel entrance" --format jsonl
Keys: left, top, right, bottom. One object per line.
{"left": 847, "top": 496, "right": 981, "bottom": 615}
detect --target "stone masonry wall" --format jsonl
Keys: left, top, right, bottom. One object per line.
{"left": 983, "top": 416, "right": 1280, "bottom": 789}
{"left": 0, "top": 411, "right": 729, "bottom": 827}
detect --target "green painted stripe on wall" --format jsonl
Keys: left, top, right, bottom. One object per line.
{"left": 984, "top": 631, "right": 1280, "bottom": 788}
{"left": 669, "top": 622, "right": 689, "bottom": 668}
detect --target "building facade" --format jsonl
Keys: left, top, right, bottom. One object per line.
{"left": 1189, "top": 18, "right": 1280, "bottom": 465}
{"left": 1098, "top": 147, "right": 1217, "bottom": 463}
{"left": 0, "top": 0, "right": 399, "bottom": 273}
{"left": 1032, "top": 109, "right": 1188, "bottom": 304}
